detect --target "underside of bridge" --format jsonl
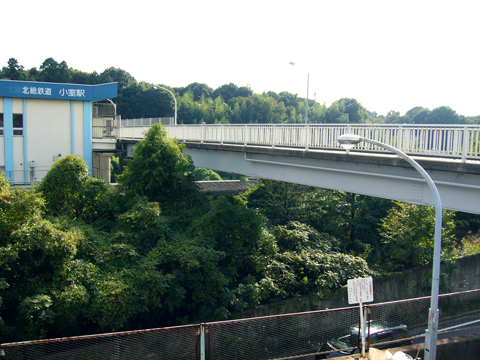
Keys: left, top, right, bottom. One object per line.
{"left": 182, "top": 142, "right": 480, "bottom": 215}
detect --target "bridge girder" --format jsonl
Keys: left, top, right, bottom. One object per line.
{"left": 183, "top": 143, "right": 480, "bottom": 215}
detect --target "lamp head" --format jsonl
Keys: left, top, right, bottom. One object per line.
{"left": 337, "top": 134, "right": 362, "bottom": 150}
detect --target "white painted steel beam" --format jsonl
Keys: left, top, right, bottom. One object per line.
{"left": 184, "top": 146, "right": 480, "bottom": 215}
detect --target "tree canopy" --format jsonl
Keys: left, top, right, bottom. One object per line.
{"left": 117, "top": 123, "right": 198, "bottom": 207}
{"left": 2, "top": 57, "right": 477, "bottom": 124}
{"left": 1, "top": 124, "right": 479, "bottom": 342}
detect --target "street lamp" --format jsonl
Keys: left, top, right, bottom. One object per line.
{"left": 337, "top": 134, "right": 442, "bottom": 360}
{"left": 153, "top": 84, "right": 177, "bottom": 125}
{"left": 289, "top": 62, "right": 309, "bottom": 124}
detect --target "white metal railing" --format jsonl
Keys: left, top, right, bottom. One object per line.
{"left": 121, "top": 117, "right": 174, "bottom": 127}
{"left": 118, "top": 123, "right": 480, "bottom": 161}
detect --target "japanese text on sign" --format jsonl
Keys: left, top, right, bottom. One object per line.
{"left": 59, "top": 88, "right": 86, "bottom": 97}
{"left": 347, "top": 277, "right": 374, "bottom": 304}
{"left": 22, "top": 87, "right": 52, "bottom": 96}
{"left": 21, "top": 86, "right": 86, "bottom": 98}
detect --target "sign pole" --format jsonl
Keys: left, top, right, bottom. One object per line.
{"left": 348, "top": 277, "right": 373, "bottom": 359}
{"left": 360, "top": 298, "right": 365, "bottom": 358}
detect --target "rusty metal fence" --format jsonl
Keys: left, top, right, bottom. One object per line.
{"left": 2, "top": 290, "right": 480, "bottom": 360}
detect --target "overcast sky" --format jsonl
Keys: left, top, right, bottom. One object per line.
{"left": 3, "top": 0, "right": 480, "bottom": 116}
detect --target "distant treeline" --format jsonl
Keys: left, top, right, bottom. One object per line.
{"left": 2, "top": 57, "right": 479, "bottom": 125}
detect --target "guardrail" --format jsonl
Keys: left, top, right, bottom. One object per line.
{"left": 120, "top": 117, "right": 175, "bottom": 127}
{"left": 2, "top": 289, "right": 480, "bottom": 360}
{"left": 119, "top": 124, "right": 480, "bottom": 162}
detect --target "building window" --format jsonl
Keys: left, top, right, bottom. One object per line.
{"left": 0, "top": 113, "right": 3, "bottom": 135}
{"left": 13, "top": 114, "right": 23, "bottom": 136}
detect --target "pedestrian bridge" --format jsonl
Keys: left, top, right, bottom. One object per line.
{"left": 118, "top": 123, "right": 480, "bottom": 214}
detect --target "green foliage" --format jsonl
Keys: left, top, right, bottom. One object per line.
{"left": 99, "top": 67, "right": 136, "bottom": 91}
{"left": 19, "top": 295, "right": 56, "bottom": 339}
{"left": 0, "top": 176, "right": 45, "bottom": 241}
{"left": 3, "top": 53, "right": 478, "bottom": 340}
{"left": 38, "top": 57, "right": 72, "bottom": 83}
{"left": 272, "top": 221, "right": 337, "bottom": 253}
{"left": 379, "top": 201, "right": 456, "bottom": 270}
{"left": 36, "top": 155, "right": 89, "bottom": 217}
{"left": 188, "top": 196, "right": 262, "bottom": 280}
{"left": 118, "top": 123, "right": 198, "bottom": 206}
{"left": 0, "top": 214, "right": 80, "bottom": 340}
{"left": 193, "top": 168, "right": 223, "bottom": 181}
{"left": 110, "top": 156, "right": 122, "bottom": 183}
{"left": 117, "top": 83, "right": 175, "bottom": 119}
{"left": 1, "top": 58, "right": 27, "bottom": 80}
{"left": 424, "top": 106, "right": 464, "bottom": 124}
{"left": 243, "top": 180, "right": 395, "bottom": 267}
{"left": 259, "top": 250, "right": 372, "bottom": 300}
{"left": 36, "top": 155, "right": 116, "bottom": 224}
{"left": 2, "top": 57, "right": 478, "bottom": 123}
{"left": 176, "top": 82, "right": 213, "bottom": 102}
{"left": 114, "top": 201, "right": 168, "bottom": 255}
{"left": 451, "top": 231, "right": 480, "bottom": 257}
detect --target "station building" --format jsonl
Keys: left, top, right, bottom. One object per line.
{"left": 0, "top": 79, "right": 118, "bottom": 185}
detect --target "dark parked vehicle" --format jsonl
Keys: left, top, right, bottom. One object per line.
{"left": 317, "top": 320, "right": 411, "bottom": 358}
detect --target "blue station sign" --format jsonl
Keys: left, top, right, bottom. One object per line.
{"left": 0, "top": 80, "right": 117, "bottom": 101}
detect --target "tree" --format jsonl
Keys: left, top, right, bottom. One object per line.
{"left": 117, "top": 123, "right": 199, "bottom": 207}
{"left": 193, "top": 168, "right": 223, "bottom": 181}
{"left": 100, "top": 67, "right": 136, "bottom": 91}
{"left": 189, "top": 196, "right": 262, "bottom": 279}
{"left": 405, "top": 107, "right": 430, "bottom": 124}
{"left": 1, "top": 58, "right": 27, "bottom": 80}
{"left": 235, "top": 86, "right": 253, "bottom": 98}
{"left": 272, "top": 221, "right": 336, "bottom": 253}
{"left": 308, "top": 102, "right": 327, "bottom": 123}
{"left": 37, "top": 155, "right": 90, "bottom": 217}
{"left": 337, "top": 98, "right": 365, "bottom": 123}
{"left": 379, "top": 201, "right": 456, "bottom": 271}
{"left": 177, "top": 82, "right": 213, "bottom": 102}
{"left": 243, "top": 180, "right": 395, "bottom": 265}
{"left": 425, "top": 106, "right": 464, "bottom": 124}
{"left": 325, "top": 102, "right": 348, "bottom": 123}
{"left": 0, "top": 171, "right": 81, "bottom": 340}
{"left": 116, "top": 83, "right": 174, "bottom": 119}
{"left": 213, "top": 83, "right": 239, "bottom": 102}
{"left": 38, "top": 57, "right": 72, "bottom": 83}
{"left": 36, "top": 155, "right": 115, "bottom": 224}
{"left": 384, "top": 110, "right": 404, "bottom": 124}
{"left": 0, "top": 172, "right": 45, "bottom": 241}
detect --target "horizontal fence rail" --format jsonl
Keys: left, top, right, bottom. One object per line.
{"left": 2, "top": 290, "right": 480, "bottom": 360}
{"left": 120, "top": 117, "right": 175, "bottom": 127}
{"left": 117, "top": 123, "right": 480, "bottom": 162}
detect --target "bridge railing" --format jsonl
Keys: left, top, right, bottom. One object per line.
{"left": 119, "top": 123, "right": 480, "bottom": 161}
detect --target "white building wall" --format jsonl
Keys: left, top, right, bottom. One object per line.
{"left": 73, "top": 100, "right": 84, "bottom": 157}
{"left": 0, "top": 80, "right": 118, "bottom": 184}
{"left": 12, "top": 138, "right": 24, "bottom": 183}
{"left": 11, "top": 98, "right": 23, "bottom": 113}
{"left": 12, "top": 99, "right": 24, "bottom": 183}
{"left": 0, "top": 138, "right": 4, "bottom": 167}
{"left": 26, "top": 99, "right": 74, "bottom": 176}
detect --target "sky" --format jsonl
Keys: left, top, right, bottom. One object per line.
{"left": 3, "top": 0, "right": 480, "bottom": 116}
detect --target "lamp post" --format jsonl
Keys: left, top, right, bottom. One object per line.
{"left": 337, "top": 134, "right": 442, "bottom": 360}
{"left": 288, "top": 62, "right": 309, "bottom": 124}
{"left": 153, "top": 84, "right": 177, "bottom": 125}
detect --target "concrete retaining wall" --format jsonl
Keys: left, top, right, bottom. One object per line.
{"left": 237, "top": 253, "right": 480, "bottom": 318}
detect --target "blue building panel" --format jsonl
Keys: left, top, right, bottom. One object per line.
{"left": 0, "top": 80, "right": 117, "bottom": 101}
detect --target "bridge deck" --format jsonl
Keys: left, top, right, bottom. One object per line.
{"left": 183, "top": 141, "right": 480, "bottom": 176}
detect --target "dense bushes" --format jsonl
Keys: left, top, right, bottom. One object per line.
{"left": 0, "top": 125, "right": 372, "bottom": 342}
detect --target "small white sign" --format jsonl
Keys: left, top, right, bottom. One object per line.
{"left": 348, "top": 277, "right": 374, "bottom": 304}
